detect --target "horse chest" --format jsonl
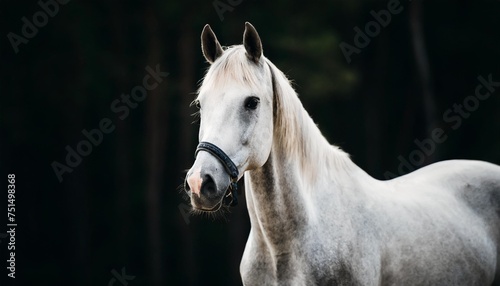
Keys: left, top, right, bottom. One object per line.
{"left": 240, "top": 235, "right": 305, "bottom": 285}
{"left": 241, "top": 231, "right": 368, "bottom": 285}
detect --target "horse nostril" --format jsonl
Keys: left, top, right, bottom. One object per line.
{"left": 184, "top": 179, "right": 191, "bottom": 193}
{"left": 201, "top": 174, "right": 217, "bottom": 196}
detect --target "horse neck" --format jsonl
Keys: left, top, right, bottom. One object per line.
{"left": 245, "top": 94, "right": 373, "bottom": 252}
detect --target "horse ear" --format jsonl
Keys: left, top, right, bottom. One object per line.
{"left": 201, "top": 24, "right": 224, "bottom": 64}
{"left": 243, "top": 22, "right": 262, "bottom": 63}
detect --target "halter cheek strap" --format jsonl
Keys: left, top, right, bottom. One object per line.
{"left": 195, "top": 142, "right": 239, "bottom": 206}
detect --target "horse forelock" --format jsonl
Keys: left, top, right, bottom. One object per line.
{"left": 197, "top": 45, "right": 269, "bottom": 97}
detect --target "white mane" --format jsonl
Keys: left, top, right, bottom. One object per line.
{"left": 264, "top": 58, "right": 353, "bottom": 179}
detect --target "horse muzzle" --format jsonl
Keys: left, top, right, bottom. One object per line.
{"left": 184, "top": 169, "right": 224, "bottom": 211}
{"left": 184, "top": 142, "right": 239, "bottom": 211}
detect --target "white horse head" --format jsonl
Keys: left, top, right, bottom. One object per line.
{"left": 184, "top": 23, "right": 275, "bottom": 211}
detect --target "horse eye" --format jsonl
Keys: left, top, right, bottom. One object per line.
{"left": 244, "top": 97, "right": 260, "bottom": 110}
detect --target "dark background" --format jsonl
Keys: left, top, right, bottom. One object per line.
{"left": 1, "top": 0, "right": 500, "bottom": 285}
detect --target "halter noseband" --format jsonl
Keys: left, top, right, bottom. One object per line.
{"left": 195, "top": 142, "right": 239, "bottom": 206}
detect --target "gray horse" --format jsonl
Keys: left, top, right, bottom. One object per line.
{"left": 185, "top": 22, "right": 500, "bottom": 285}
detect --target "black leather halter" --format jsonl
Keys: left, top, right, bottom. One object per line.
{"left": 195, "top": 142, "right": 239, "bottom": 206}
